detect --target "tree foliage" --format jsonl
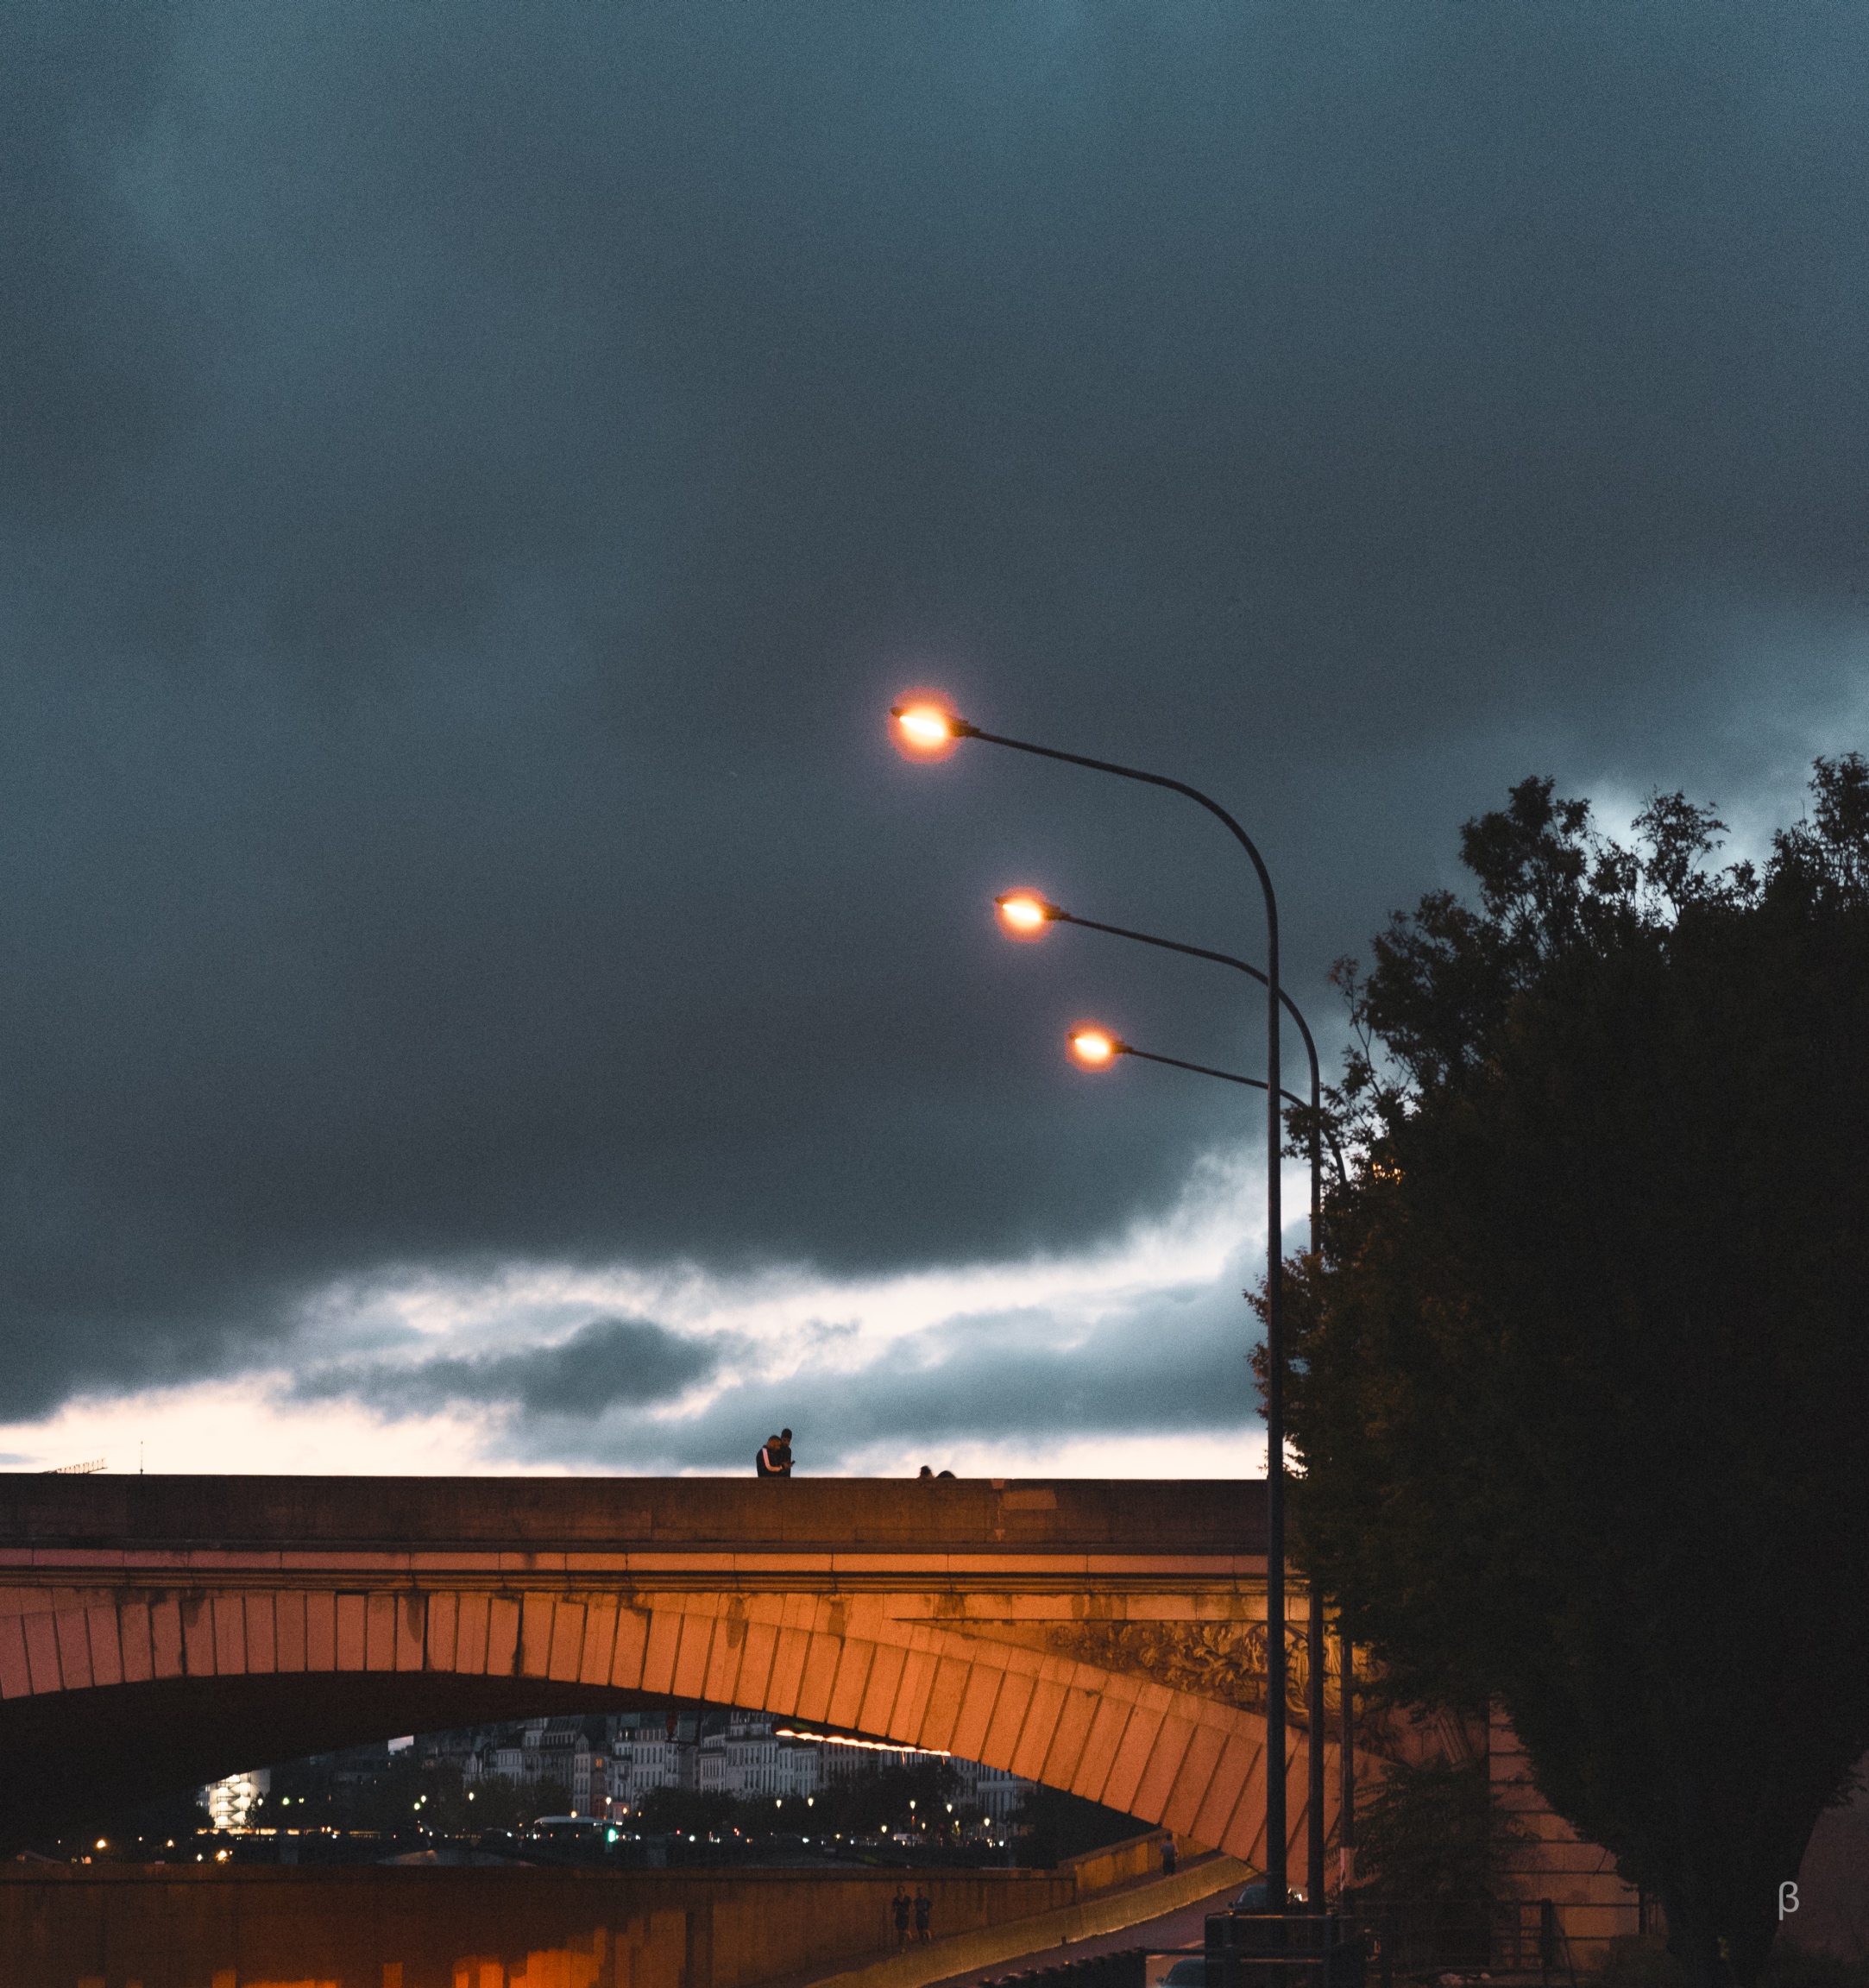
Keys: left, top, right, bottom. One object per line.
{"left": 1283, "top": 759, "right": 1869, "bottom": 1988}
{"left": 253, "top": 1752, "right": 567, "bottom": 1837}
{"left": 807, "top": 1756, "right": 962, "bottom": 1841}
{"left": 1349, "top": 1755, "right": 1505, "bottom": 1908}
{"left": 636, "top": 1785, "right": 753, "bottom": 1838}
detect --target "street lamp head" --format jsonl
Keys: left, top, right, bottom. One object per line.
{"left": 1068, "top": 1026, "right": 1123, "bottom": 1068}
{"left": 995, "top": 890, "right": 1060, "bottom": 939}
{"left": 890, "top": 691, "right": 972, "bottom": 761}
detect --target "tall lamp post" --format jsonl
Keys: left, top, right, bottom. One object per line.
{"left": 1001, "top": 890, "right": 1350, "bottom": 1907}
{"left": 891, "top": 695, "right": 1294, "bottom": 1905}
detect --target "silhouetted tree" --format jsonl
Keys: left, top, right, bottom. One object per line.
{"left": 1348, "top": 1754, "right": 1512, "bottom": 1907}
{"left": 637, "top": 1786, "right": 752, "bottom": 1837}
{"left": 254, "top": 1753, "right": 566, "bottom": 1836}
{"left": 808, "top": 1757, "right": 960, "bottom": 1840}
{"left": 1277, "top": 760, "right": 1869, "bottom": 1988}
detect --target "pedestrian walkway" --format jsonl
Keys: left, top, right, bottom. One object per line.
{"left": 919, "top": 1873, "right": 1239, "bottom": 1988}
{"left": 795, "top": 1856, "right": 1248, "bottom": 1988}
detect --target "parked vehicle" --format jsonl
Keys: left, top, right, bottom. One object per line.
{"left": 1229, "top": 1881, "right": 1308, "bottom": 1911}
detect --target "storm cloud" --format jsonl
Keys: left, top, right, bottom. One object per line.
{"left": 5, "top": 3, "right": 1868, "bottom": 1440}
{"left": 288, "top": 1271, "right": 1255, "bottom": 1474}
{"left": 541, "top": 1287, "right": 1260, "bottom": 1474}
{"left": 296, "top": 1315, "right": 723, "bottom": 1419}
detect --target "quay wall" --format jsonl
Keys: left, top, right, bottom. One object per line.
{"left": 0, "top": 1833, "right": 1171, "bottom": 1988}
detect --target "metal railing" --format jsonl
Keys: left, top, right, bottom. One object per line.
{"left": 981, "top": 1946, "right": 1150, "bottom": 1988}
{"left": 1206, "top": 1912, "right": 1376, "bottom": 1988}
{"left": 975, "top": 1899, "right": 1566, "bottom": 1988}
{"left": 1204, "top": 1901, "right": 1566, "bottom": 1987}
{"left": 1343, "top": 1898, "right": 1570, "bottom": 1980}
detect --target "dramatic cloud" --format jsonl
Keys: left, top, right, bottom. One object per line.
{"left": 0, "top": 1151, "right": 1269, "bottom": 1476}
{"left": 500, "top": 1286, "right": 1262, "bottom": 1475}
{"left": 295, "top": 1315, "right": 724, "bottom": 1419}
{"left": 3, "top": 2, "right": 1867, "bottom": 1456}
{"left": 287, "top": 1285, "right": 1250, "bottom": 1471}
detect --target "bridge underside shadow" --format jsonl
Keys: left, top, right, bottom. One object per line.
{"left": 0, "top": 1673, "right": 664, "bottom": 1842}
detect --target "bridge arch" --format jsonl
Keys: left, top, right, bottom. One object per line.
{"left": 0, "top": 1476, "right": 1350, "bottom": 1856}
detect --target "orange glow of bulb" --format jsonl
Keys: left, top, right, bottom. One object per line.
{"left": 995, "top": 891, "right": 1054, "bottom": 939}
{"left": 890, "top": 689, "right": 966, "bottom": 760}
{"left": 1069, "top": 1028, "right": 1120, "bottom": 1067}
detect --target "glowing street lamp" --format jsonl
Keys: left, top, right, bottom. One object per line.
{"left": 1068, "top": 1026, "right": 1122, "bottom": 1066}
{"left": 889, "top": 691, "right": 1298, "bottom": 1910}
{"left": 995, "top": 890, "right": 1059, "bottom": 939}
{"left": 1067, "top": 1025, "right": 1300, "bottom": 1096}
{"left": 998, "top": 893, "right": 1345, "bottom": 1185}
{"left": 890, "top": 695, "right": 972, "bottom": 761}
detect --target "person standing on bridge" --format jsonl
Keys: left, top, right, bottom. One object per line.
{"left": 774, "top": 1428, "right": 793, "bottom": 1475}
{"left": 915, "top": 1890, "right": 932, "bottom": 1943}
{"left": 757, "top": 1434, "right": 783, "bottom": 1476}
{"left": 893, "top": 1889, "right": 913, "bottom": 1949}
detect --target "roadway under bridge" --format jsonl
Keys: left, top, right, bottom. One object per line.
{"left": 0, "top": 1475, "right": 1365, "bottom": 1858}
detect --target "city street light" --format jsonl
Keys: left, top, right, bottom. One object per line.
{"left": 995, "top": 889, "right": 1353, "bottom": 1903}
{"left": 890, "top": 695, "right": 967, "bottom": 761}
{"left": 996, "top": 890, "right": 1052, "bottom": 939}
{"left": 891, "top": 695, "right": 1296, "bottom": 1906}
{"left": 1067, "top": 1022, "right": 1306, "bottom": 1099}
{"left": 994, "top": 892, "right": 1344, "bottom": 1178}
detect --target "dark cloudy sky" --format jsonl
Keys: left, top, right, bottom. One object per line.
{"left": 4, "top": 1, "right": 1866, "bottom": 1475}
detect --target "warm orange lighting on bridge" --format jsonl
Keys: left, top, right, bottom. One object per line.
{"left": 890, "top": 690, "right": 966, "bottom": 760}
{"left": 1069, "top": 1027, "right": 1121, "bottom": 1067}
{"left": 995, "top": 890, "right": 1055, "bottom": 938}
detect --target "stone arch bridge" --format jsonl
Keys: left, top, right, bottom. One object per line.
{"left": 0, "top": 1475, "right": 1366, "bottom": 1856}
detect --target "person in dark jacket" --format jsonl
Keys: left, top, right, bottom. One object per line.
{"left": 757, "top": 1435, "right": 782, "bottom": 1476}
{"left": 914, "top": 1890, "right": 933, "bottom": 1943}
{"left": 893, "top": 1890, "right": 912, "bottom": 1948}
{"left": 773, "top": 1428, "right": 794, "bottom": 1475}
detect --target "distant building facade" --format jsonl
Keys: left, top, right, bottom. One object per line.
{"left": 610, "top": 1712, "right": 697, "bottom": 1812}
{"left": 199, "top": 1767, "right": 270, "bottom": 1830}
{"left": 301, "top": 1711, "right": 1033, "bottom": 1834}
{"left": 695, "top": 1716, "right": 821, "bottom": 1802}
